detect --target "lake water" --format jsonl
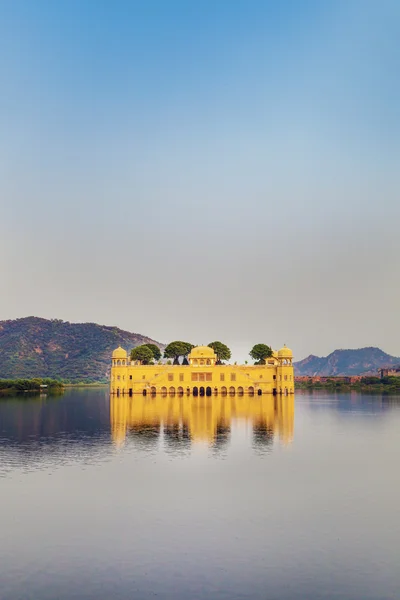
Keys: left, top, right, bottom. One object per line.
{"left": 0, "top": 389, "right": 399, "bottom": 600}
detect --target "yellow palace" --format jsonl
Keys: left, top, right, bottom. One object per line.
{"left": 110, "top": 344, "right": 294, "bottom": 397}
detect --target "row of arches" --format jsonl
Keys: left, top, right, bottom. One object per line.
{"left": 113, "top": 386, "right": 294, "bottom": 396}
{"left": 152, "top": 386, "right": 258, "bottom": 397}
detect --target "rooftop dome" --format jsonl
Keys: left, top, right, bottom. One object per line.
{"left": 278, "top": 344, "right": 293, "bottom": 358}
{"left": 112, "top": 346, "right": 127, "bottom": 359}
{"left": 189, "top": 345, "right": 216, "bottom": 359}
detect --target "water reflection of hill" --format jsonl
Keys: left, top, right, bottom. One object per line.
{"left": 0, "top": 389, "right": 110, "bottom": 473}
{"left": 110, "top": 394, "right": 294, "bottom": 449}
{"left": 297, "top": 391, "right": 400, "bottom": 414}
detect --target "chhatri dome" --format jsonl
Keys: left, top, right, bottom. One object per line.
{"left": 112, "top": 346, "right": 127, "bottom": 359}
{"left": 278, "top": 344, "right": 293, "bottom": 358}
{"left": 189, "top": 345, "right": 216, "bottom": 359}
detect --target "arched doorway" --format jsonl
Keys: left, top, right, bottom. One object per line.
{"left": 193, "top": 386, "right": 198, "bottom": 396}
{"left": 161, "top": 386, "right": 167, "bottom": 396}
{"left": 229, "top": 386, "right": 235, "bottom": 395}
{"left": 206, "top": 386, "right": 212, "bottom": 397}
{"left": 143, "top": 389, "right": 147, "bottom": 396}
{"left": 177, "top": 386, "right": 184, "bottom": 396}
{"left": 248, "top": 386, "right": 254, "bottom": 396}
{"left": 257, "top": 389, "right": 262, "bottom": 396}
{"left": 237, "top": 386, "right": 244, "bottom": 396}
{"left": 221, "top": 386, "right": 227, "bottom": 396}
{"left": 151, "top": 386, "right": 156, "bottom": 396}
{"left": 199, "top": 386, "right": 205, "bottom": 396}
{"left": 169, "top": 386, "right": 175, "bottom": 395}
{"left": 214, "top": 387, "right": 218, "bottom": 395}
{"left": 129, "top": 388, "right": 133, "bottom": 397}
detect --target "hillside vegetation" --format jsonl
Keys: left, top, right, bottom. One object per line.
{"left": 294, "top": 347, "right": 400, "bottom": 377}
{"left": 0, "top": 317, "right": 163, "bottom": 382}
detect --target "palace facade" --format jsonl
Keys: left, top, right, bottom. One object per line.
{"left": 110, "top": 344, "right": 294, "bottom": 396}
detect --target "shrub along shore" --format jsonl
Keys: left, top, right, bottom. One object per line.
{"left": 295, "top": 376, "right": 400, "bottom": 393}
{"left": 0, "top": 378, "right": 64, "bottom": 395}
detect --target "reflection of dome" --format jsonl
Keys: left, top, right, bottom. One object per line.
{"left": 112, "top": 346, "right": 127, "bottom": 359}
{"left": 278, "top": 344, "right": 293, "bottom": 358}
{"left": 189, "top": 346, "right": 216, "bottom": 359}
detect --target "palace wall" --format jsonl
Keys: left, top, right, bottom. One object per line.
{"left": 111, "top": 361, "right": 294, "bottom": 396}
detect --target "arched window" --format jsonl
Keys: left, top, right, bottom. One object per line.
{"left": 206, "top": 359, "right": 211, "bottom": 365}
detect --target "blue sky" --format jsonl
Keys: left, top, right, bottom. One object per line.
{"left": 1, "top": 0, "right": 399, "bottom": 360}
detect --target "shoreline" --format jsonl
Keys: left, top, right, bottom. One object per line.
{"left": 63, "top": 383, "right": 109, "bottom": 388}
{"left": 295, "top": 383, "right": 400, "bottom": 393}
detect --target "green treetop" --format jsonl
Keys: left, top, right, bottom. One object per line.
{"left": 142, "top": 343, "right": 162, "bottom": 362}
{"left": 164, "top": 341, "right": 194, "bottom": 365}
{"left": 249, "top": 343, "right": 273, "bottom": 365}
{"left": 208, "top": 341, "right": 231, "bottom": 363}
{"left": 130, "top": 345, "right": 154, "bottom": 364}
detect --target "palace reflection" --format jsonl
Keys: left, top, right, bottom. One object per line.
{"left": 110, "top": 394, "right": 295, "bottom": 449}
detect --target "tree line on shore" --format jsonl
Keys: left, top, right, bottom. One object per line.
{"left": 129, "top": 341, "right": 274, "bottom": 365}
{"left": 296, "top": 376, "right": 400, "bottom": 392}
{"left": 0, "top": 378, "right": 64, "bottom": 393}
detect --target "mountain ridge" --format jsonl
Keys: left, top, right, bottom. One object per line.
{"left": 0, "top": 316, "right": 164, "bottom": 382}
{"left": 294, "top": 347, "right": 400, "bottom": 376}
{"left": 1, "top": 317, "right": 399, "bottom": 381}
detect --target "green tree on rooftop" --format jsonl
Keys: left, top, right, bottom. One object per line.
{"left": 208, "top": 341, "right": 231, "bottom": 363}
{"left": 164, "top": 341, "right": 194, "bottom": 365}
{"left": 249, "top": 344, "right": 273, "bottom": 365}
{"left": 130, "top": 345, "right": 154, "bottom": 365}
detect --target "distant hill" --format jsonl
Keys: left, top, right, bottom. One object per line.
{"left": 294, "top": 347, "right": 400, "bottom": 377}
{"left": 0, "top": 317, "right": 164, "bottom": 382}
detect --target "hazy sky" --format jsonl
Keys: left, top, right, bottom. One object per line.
{"left": 1, "top": 0, "right": 399, "bottom": 361}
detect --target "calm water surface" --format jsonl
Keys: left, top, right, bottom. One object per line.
{"left": 0, "top": 390, "right": 399, "bottom": 600}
